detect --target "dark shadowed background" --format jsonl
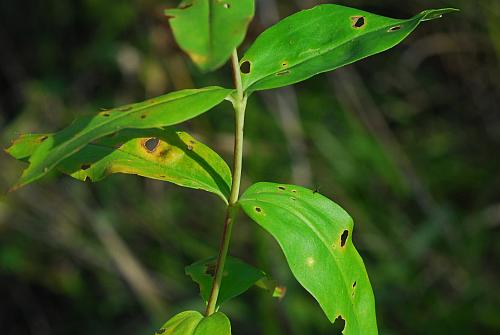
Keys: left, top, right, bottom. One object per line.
{"left": 0, "top": 0, "right": 499, "bottom": 334}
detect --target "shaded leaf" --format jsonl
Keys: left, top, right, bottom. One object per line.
{"left": 6, "top": 129, "right": 232, "bottom": 202}
{"left": 240, "top": 5, "right": 458, "bottom": 92}
{"left": 166, "top": 0, "right": 254, "bottom": 72}
{"left": 239, "top": 182, "right": 377, "bottom": 334}
{"left": 186, "top": 256, "right": 278, "bottom": 307}
{"left": 154, "top": 310, "right": 231, "bottom": 335}
{"left": 12, "top": 87, "right": 232, "bottom": 190}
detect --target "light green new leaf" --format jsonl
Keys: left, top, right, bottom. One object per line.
{"left": 239, "top": 182, "right": 377, "bottom": 334}
{"left": 154, "top": 310, "right": 231, "bottom": 335}
{"left": 6, "top": 129, "right": 231, "bottom": 202}
{"left": 240, "top": 5, "right": 458, "bottom": 92}
{"left": 186, "top": 256, "right": 281, "bottom": 307}
{"left": 12, "top": 87, "right": 232, "bottom": 190}
{"left": 166, "top": 0, "right": 255, "bottom": 72}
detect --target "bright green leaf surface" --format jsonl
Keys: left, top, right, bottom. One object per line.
{"left": 239, "top": 182, "right": 377, "bottom": 334}
{"left": 7, "top": 129, "right": 232, "bottom": 202}
{"left": 240, "top": 5, "right": 458, "bottom": 92}
{"left": 166, "top": 0, "right": 254, "bottom": 72}
{"left": 12, "top": 87, "right": 232, "bottom": 190}
{"left": 154, "top": 310, "right": 231, "bottom": 335}
{"left": 186, "top": 256, "right": 268, "bottom": 307}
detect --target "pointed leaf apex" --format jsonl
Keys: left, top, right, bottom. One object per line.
{"left": 420, "top": 8, "right": 460, "bottom": 21}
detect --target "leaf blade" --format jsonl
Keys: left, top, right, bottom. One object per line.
{"left": 13, "top": 87, "right": 232, "bottom": 189}
{"left": 166, "top": 0, "right": 255, "bottom": 72}
{"left": 185, "top": 256, "right": 269, "bottom": 307}
{"left": 154, "top": 310, "right": 231, "bottom": 335}
{"left": 239, "top": 182, "right": 378, "bottom": 334}
{"left": 240, "top": 5, "right": 458, "bottom": 92}
{"left": 7, "top": 128, "right": 232, "bottom": 202}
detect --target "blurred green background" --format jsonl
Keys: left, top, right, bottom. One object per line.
{"left": 1, "top": 0, "right": 499, "bottom": 334}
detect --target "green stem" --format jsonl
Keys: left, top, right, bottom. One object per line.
{"left": 205, "top": 50, "right": 247, "bottom": 316}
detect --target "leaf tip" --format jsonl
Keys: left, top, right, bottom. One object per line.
{"left": 420, "top": 8, "right": 460, "bottom": 21}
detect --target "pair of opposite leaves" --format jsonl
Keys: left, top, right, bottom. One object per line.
{"left": 7, "top": 3, "right": 457, "bottom": 335}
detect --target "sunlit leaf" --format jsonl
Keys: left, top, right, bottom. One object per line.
{"left": 186, "top": 256, "right": 281, "bottom": 307}
{"left": 11, "top": 87, "right": 232, "bottom": 190}
{"left": 7, "top": 128, "right": 231, "bottom": 202}
{"left": 240, "top": 5, "right": 458, "bottom": 92}
{"left": 154, "top": 310, "right": 231, "bottom": 335}
{"left": 166, "top": 0, "right": 255, "bottom": 72}
{"left": 239, "top": 182, "right": 378, "bottom": 334}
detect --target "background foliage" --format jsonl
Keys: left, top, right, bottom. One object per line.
{"left": 0, "top": 0, "right": 499, "bottom": 334}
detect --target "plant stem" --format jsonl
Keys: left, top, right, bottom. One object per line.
{"left": 205, "top": 50, "right": 247, "bottom": 316}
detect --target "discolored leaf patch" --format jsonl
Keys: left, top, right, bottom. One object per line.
{"left": 6, "top": 128, "right": 232, "bottom": 202}
{"left": 239, "top": 182, "right": 378, "bottom": 334}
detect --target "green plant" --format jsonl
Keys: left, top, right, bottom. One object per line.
{"left": 5, "top": 2, "right": 457, "bottom": 334}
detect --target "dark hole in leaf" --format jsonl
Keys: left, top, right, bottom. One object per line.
{"left": 353, "top": 281, "right": 357, "bottom": 288}
{"left": 102, "top": 113, "right": 110, "bottom": 117}
{"left": 290, "top": 197, "right": 296, "bottom": 201}
{"left": 276, "top": 70, "right": 290, "bottom": 76}
{"left": 39, "top": 135, "right": 49, "bottom": 142}
{"left": 223, "top": 3, "right": 230, "bottom": 9}
{"left": 278, "top": 186, "right": 286, "bottom": 190}
{"left": 255, "top": 207, "right": 262, "bottom": 213}
{"left": 388, "top": 25, "right": 402, "bottom": 32}
{"left": 332, "top": 315, "right": 346, "bottom": 334}
{"left": 144, "top": 138, "right": 160, "bottom": 152}
{"left": 81, "top": 164, "right": 91, "bottom": 171}
{"left": 292, "top": 190, "right": 297, "bottom": 193}
{"left": 240, "top": 61, "right": 251, "bottom": 74}
{"left": 282, "top": 61, "right": 288, "bottom": 67}
{"left": 141, "top": 114, "right": 147, "bottom": 119}
{"left": 352, "top": 16, "right": 365, "bottom": 28}
{"left": 340, "top": 230, "right": 349, "bottom": 247}
{"left": 205, "top": 263, "right": 217, "bottom": 277}
{"left": 155, "top": 329, "right": 166, "bottom": 335}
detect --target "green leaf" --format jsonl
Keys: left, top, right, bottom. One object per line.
{"left": 6, "top": 129, "right": 231, "bottom": 202}
{"left": 154, "top": 310, "right": 231, "bottom": 335}
{"left": 239, "top": 182, "right": 378, "bottom": 334}
{"left": 240, "top": 5, "right": 458, "bottom": 92}
{"left": 11, "top": 87, "right": 232, "bottom": 190}
{"left": 186, "top": 256, "right": 272, "bottom": 307}
{"left": 166, "top": 0, "right": 255, "bottom": 72}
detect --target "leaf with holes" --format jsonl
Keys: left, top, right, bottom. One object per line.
{"left": 239, "top": 182, "right": 377, "bottom": 334}
{"left": 6, "top": 128, "right": 232, "bottom": 202}
{"left": 186, "top": 256, "right": 282, "bottom": 307}
{"left": 11, "top": 87, "right": 232, "bottom": 190}
{"left": 240, "top": 5, "right": 458, "bottom": 92}
{"left": 166, "top": 0, "right": 254, "bottom": 72}
{"left": 154, "top": 310, "right": 231, "bottom": 335}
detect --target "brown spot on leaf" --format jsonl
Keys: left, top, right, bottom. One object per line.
{"left": 155, "top": 329, "right": 166, "bottom": 334}
{"left": 340, "top": 230, "right": 349, "bottom": 247}
{"left": 81, "top": 164, "right": 91, "bottom": 171}
{"left": 38, "top": 135, "right": 49, "bottom": 142}
{"left": 101, "top": 112, "right": 110, "bottom": 117}
{"left": 143, "top": 138, "right": 160, "bottom": 152}
{"left": 179, "top": 3, "right": 193, "bottom": 9}
{"left": 205, "top": 263, "right": 217, "bottom": 277}
{"left": 140, "top": 114, "right": 147, "bottom": 119}
{"left": 240, "top": 60, "right": 251, "bottom": 74}
{"left": 281, "top": 61, "right": 289, "bottom": 67}
{"left": 351, "top": 16, "right": 366, "bottom": 28}
{"left": 388, "top": 25, "right": 402, "bottom": 32}
{"left": 223, "top": 3, "right": 230, "bottom": 9}
{"left": 278, "top": 186, "right": 286, "bottom": 190}
{"left": 276, "top": 70, "right": 290, "bottom": 76}
{"left": 255, "top": 207, "right": 262, "bottom": 213}
{"left": 352, "top": 281, "right": 357, "bottom": 288}
{"left": 119, "top": 106, "right": 132, "bottom": 112}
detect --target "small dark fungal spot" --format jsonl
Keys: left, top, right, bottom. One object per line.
{"left": 292, "top": 189, "right": 297, "bottom": 193}
{"left": 140, "top": 114, "right": 147, "bottom": 119}
{"left": 351, "top": 16, "right": 366, "bottom": 28}
{"left": 101, "top": 112, "right": 110, "bottom": 117}
{"left": 388, "top": 25, "right": 402, "bottom": 32}
{"left": 81, "top": 164, "right": 91, "bottom": 171}
{"left": 353, "top": 281, "right": 357, "bottom": 288}
{"left": 223, "top": 3, "right": 230, "bottom": 8}
{"left": 155, "top": 329, "right": 166, "bottom": 335}
{"left": 340, "top": 230, "right": 349, "bottom": 247}
{"left": 276, "top": 70, "right": 290, "bottom": 76}
{"left": 39, "top": 135, "right": 49, "bottom": 142}
{"left": 255, "top": 207, "right": 262, "bottom": 213}
{"left": 290, "top": 197, "right": 296, "bottom": 201}
{"left": 240, "top": 61, "right": 251, "bottom": 74}
{"left": 278, "top": 186, "right": 286, "bottom": 190}
{"left": 144, "top": 138, "right": 160, "bottom": 152}
{"left": 281, "top": 61, "right": 288, "bottom": 67}
{"left": 205, "top": 263, "right": 217, "bottom": 277}
{"left": 190, "top": 140, "right": 196, "bottom": 145}
{"left": 333, "top": 315, "right": 346, "bottom": 334}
